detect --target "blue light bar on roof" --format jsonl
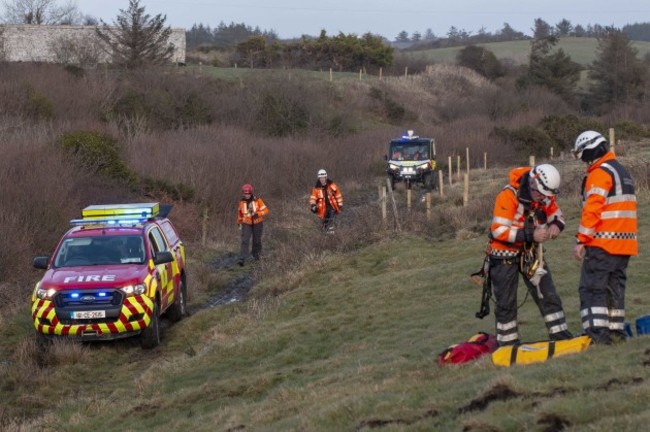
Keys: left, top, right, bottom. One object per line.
{"left": 69, "top": 218, "right": 147, "bottom": 227}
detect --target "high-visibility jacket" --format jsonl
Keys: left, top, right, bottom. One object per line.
{"left": 489, "top": 167, "right": 564, "bottom": 258}
{"left": 578, "top": 151, "right": 637, "bottom": 256}
{"left": 309, "top": 180, "right": 343, "bottom": 221}
{"left": 237, "top": 196, "right": 269, "bottom": 225}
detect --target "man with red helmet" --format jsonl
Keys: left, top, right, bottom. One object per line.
{"left": 237, "top": 184, "right": 269, "bottom": 266}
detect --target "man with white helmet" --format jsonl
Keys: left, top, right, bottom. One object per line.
{"left": 488, "top": 163, "right": 573, "bottom": 346}
{"left": 309, "top": 169, "right": 343, "bottom": 232}
{"left": 573, "top": 130, "right": 637, "bottom": 344}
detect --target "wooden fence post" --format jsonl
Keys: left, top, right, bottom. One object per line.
{"left": 465, "top": 147, "right": 470, "bottom": 174}
{"left": 386, "top": 178, "right": 401, "bottom": 231}
{"left": 438, "top": 170, "right": 444, "bottom": 197}
{"left": 426, "top": 192, "right": 432, "bottom": 219}
{"left": 529, "top": 155, "right": 535, "bottom": 167}
{"left": 483, "top": 152, "right": 487, "bottom": 170}
{"left": 407, "top": 187, "right": 412, "bottom": 210}
{"left": 463, "top": 174, "right": 469, "bottom": 207}
{"left": 201, "top": 207, "right": 208, "bottom": 246}
{"left": 380, "top": 184, "right": 387, "bottom": 229}
{"left": 609, "top": 127, "right": 616, "bottom": 152}
{"left": 448, "top": 156, "right": 453, "bottom": 185}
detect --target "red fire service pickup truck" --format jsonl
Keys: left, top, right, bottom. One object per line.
{"left": 31, "top": 203, "right": 187, "bottom": 348}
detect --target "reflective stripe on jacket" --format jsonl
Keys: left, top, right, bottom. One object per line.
{"left": 309, "top": 180, "right": 343, "bottom": 220}
{"left": 578, "top": 151, "right": 637, "bottom": 256}
{"left": 489, "top": 167, "right": 564, "bottom": 258}
{"left": 237, "top": 197, "right": 269, "bottom": 225}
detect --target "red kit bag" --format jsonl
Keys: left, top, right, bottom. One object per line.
{"left": 439, "top": 332, "right": 498, "bottom": 366}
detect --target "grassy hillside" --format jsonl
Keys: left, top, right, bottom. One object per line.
{"left": 2, "top": 145, "right": 650, "bottom": 430}
{"left": 404, "top": 37, "right": 650, "bottom": 66}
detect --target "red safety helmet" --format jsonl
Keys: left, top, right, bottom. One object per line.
{"left": 242, "top": 184, "right": 253, "bottom": 194}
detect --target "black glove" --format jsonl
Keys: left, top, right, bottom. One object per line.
{"left": 524, "top": 214, "right": 535, "bottom": 244}
{"left": 310, "top": 204, "right": 317, "bottom": 213}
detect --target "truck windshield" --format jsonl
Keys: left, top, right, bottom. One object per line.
{"left": 54, "top": 235, "right": 146, "bottom": 267}
{"left": 389, "top": 142, "right": 429, "bottom": 161}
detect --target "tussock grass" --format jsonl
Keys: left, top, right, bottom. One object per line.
{"left": 1, "top": 61, "right": 650, "bottom": 430}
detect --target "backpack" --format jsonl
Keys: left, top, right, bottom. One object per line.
{"left": 491, "top": 335, "right": 591, "bottom": 367}
{"left": 438, "top": 332, "right": 498, "bottom": 366}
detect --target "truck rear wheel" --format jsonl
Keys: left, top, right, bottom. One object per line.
{"left": 167, "top": 278, "right": 187, "bottom": 322}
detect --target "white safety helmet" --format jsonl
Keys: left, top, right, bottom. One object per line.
{"left": 530, "top": 164, "right": 560, "bottom": 197}
{"left": 317, "top": 169, "right": 327, "bottom": 178}
{"left": 573, "top": 130, "right": 608, "bottom": 162}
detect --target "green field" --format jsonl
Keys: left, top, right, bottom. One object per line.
{"left": 403, "top": 37, "right": 650, "bottom": 66}
{"left": 3, "top": 143, "right": 650, "bottom": 430}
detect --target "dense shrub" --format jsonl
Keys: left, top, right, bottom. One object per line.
{"left": 614, "top": 120, "right": 650, "bottom": 140}
{"left": 110, "top": 88, "right": 214, "bottom": 132}
{"left": 490, "top": 125, "right": 554, "bottom": 157}
{"left": 457, "top": 45, "right": 504, "bottom": 80}
{"left": 141, "top": 177, "right": 195, "bottom": 202}
{"left": 24, "top": 85, "right": 55, "bottom": 121}
{"left": 539, "top": 115, "right": 603, "bottom": 151}
{"left": 256, "top": 91, "right": 310, "bottom": 136}
{"left": 57, "top": 131, "right": 137, "bottom": 188}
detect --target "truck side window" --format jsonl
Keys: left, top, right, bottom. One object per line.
{"left": 148, "top": 227, "right": 168, "bottom": 255}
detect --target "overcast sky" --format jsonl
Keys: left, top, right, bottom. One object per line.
{"left": 79, "top": 0, "right": 648, "bottom": 40}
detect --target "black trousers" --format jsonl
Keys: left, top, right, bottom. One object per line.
{"left": 239, "top": 222, "right": 263, "bottom": 261}
{"left": 323, "top": 207, "right": 336, "bottom": 230}
{"left": 490, "top": 258, "right": 571, "bottom": 345}
{"left": 579, "top": 246, "right": 630, "bottom": 344}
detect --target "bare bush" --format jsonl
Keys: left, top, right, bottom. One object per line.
{"left": 49, "top": 33, "right": 104, "bottom": 66}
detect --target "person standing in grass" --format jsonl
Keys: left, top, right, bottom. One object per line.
{"left": 309, "top": 169, "right": 343, "bottom": 232}
{"left": 573, "top": 130, "right": 637, "bottom": 345}
{"left": 237, "top": 183, "right": 269, "bottom": 266}
{"left": 488, "top": 164, "right": 573, "bottom": 346}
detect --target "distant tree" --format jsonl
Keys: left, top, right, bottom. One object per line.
{"left": 496, "top": 23, "right": 525, "bottom": 41}
{"left": 518, "top": 35, "right": 582, "bottom": 102}
{"left": 555, "top": 19, "right": 572, "bottom": 36}
{"left": 211, "top": 21, "right": 276, "bottom": 48}
{"left": 587, "top": 27, "right": 648, "bottom": 108}
{"left": 2, "top": 0, "right": 80, "bottom": 24}
{"left": 573, "top": 24, "right": 586, "bottom": 37}
{"left": 622, "top": 22, "right": 650, "bottom": 42}
{"left": 533, "top": 18, "right": 552, "bottom": 39}
{"left": 236, "top": 35, "right": 279, "bottom": 68}
{"left": 186, "top": 23, "right": 214, "bottom": 48}
{"left": 281, "top": 30, "right": 392, "bottom": 71}
{"left": 82, "top": 15, "right": 98, "bottom": 26}
{"left": 423, "top": 28, "right": 436, "bottom": 41}
{"left": 456, "top": 45, "right": 504, "bottom": 80}
{"left": 95, "top": 0, "right": 174, "bottom": 68}
{"left": 411, "top": 31, "right": 421, "bottom": 43}
{"left": 395, "top": 31, "right": 409, "bottom": 42}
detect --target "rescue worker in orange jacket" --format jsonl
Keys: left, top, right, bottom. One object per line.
{"left": 573, "top": 130, "right": 637, "bottom": 344}
{"left": 237, "top": 184, "right": 269, "bottom": 266}
{"left": 309, "top": 169, "right": 343, "bottom": 232}
{"left": 489, "top": 164, "right": 573, "bottom": 346}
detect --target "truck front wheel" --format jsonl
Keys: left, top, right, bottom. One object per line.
{"left": 141, "top": 301, "right": 160, "bottom": 349}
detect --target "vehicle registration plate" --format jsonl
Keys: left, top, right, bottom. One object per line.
{"left": 72, "top": 310, "right": 106, "bottom": 319}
